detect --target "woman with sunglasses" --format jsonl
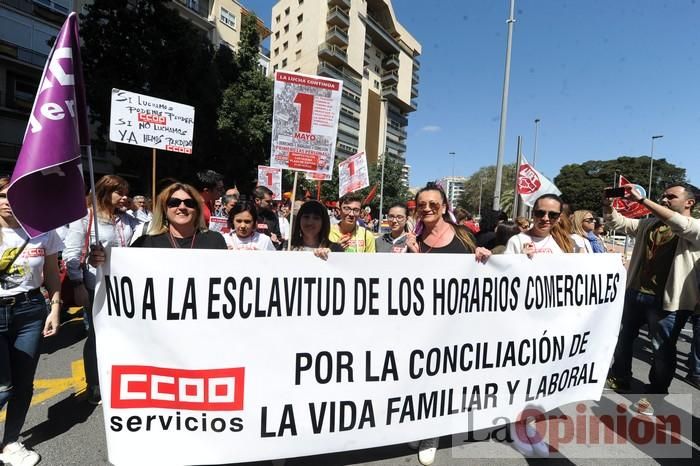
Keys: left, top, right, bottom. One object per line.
{"left": 290, "top": 200, "right": 343, "bottom": 258}
{"left": 225, "top": 202, "right": 276, "bottom": 251}
{"left": 571, "top": 210, "right": 596, "bottom": 253}
{"left": 130, "top": 183, "right": 227, "bottom": 249}
{"left": 505, "top": 194, "right": 574, "bottom": 256}
{"left": 64, "top": 174, "right": 140, "bottom": 405}
{"left": 404, "top": 183, "right": 490, "bottom": 466}
{"left": 0, "top": 177, "right": 61, "bottom": 466}
{"left": 376, "top": 202, "right": 410, "bottom": 253}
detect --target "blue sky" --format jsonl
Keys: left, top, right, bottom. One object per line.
{"left": 244, "top": 0, "right": 700, "bottom": 187}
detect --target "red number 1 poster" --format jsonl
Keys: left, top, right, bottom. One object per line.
{"left": 270, "top": 71, "right": 343, "bottom": 176}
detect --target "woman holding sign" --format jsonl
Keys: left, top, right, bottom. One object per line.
{"left": 404, "top": 183, "right": 490, "bottom": 466}
{"left": 129, "top": 182, "right": 227, "bottom": 249}
{"left": 290, "top": 200, "right": 343, "bottom": 259}
{"left": 64, "top": 175, "right": 140, "bottom": 405}
{"left": 0, "top": 176, "right": 61, "bottom": 466}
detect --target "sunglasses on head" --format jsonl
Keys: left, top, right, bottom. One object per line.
{"left": 166, "top": 197, "right": 197, "bottom": 209}
{"left": 417, "top": 200, "right": 443, "bottom": 211}
{"left": 533, "top": 209, "right": 561, "bottom": 219}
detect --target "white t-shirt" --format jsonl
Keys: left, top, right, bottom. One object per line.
{"left": 570, "top": 233, "right": 593, "bottom": 253}
{"left": 225, "top": 232, "right": 276, "bottom": 251}
{"left": 505, "top": 232, "right": 564, "bottom": 255}
{"left": 0, "top": 227, "right": 63, "bottom": 296}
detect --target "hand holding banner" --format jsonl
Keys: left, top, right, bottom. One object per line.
{"left": 8, "top": 12, "right": 88, "bottom": 238}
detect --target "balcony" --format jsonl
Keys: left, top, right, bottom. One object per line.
{"left": 411, "top": 98, "right": 419, "bottom": 110}
{"left": 381, "top": 70, "right": 399, "bottom": 85}
{"left": 317, "top": 61, "right": 362, "bottom": 95}
{"left": 318, "top": 43, "right": 348, "bottom": 66}
{"left": 382, "top": 84, "right": 399, "bottom": 100}
{"left": 383, "top": 54, "right": 400, "bottom": 70}
{"left": 327, "top": 6, "right": 350, "bottom": 27}
{"left": 411, "top": 84, "right": 419, "bottom": 98}
{"left": 172, "top": 0, "right": 215, "bottom": 31}
{"left": 0, "top": 40, "right": 48, "bottom": 68}
{"left": 328, "top": 0, "right": 351, "bottom": 8}
{"left": 412, "top": 71, "right": 420, "bottom": 84}
{"left": 326, "top": 26, "right": 349, "bottom": 46}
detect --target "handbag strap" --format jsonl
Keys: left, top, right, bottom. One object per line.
{"left": 0, "top": 237, "right": 30, "bottom": 276}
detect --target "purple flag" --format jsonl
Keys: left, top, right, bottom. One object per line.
{"left": 7, "top": 12, "right": 89, "bottom": 238}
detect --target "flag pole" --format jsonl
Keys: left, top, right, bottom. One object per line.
{"left": 287, "top": 172, "right": 298, "bottom": 251}
{"left": 152, "top": 148, "right": 157, "bottom": 203}
{"left": 86, "top": 145, "right": 100, "bottom": 244}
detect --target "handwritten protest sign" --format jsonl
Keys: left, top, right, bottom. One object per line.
{"left": 94, "top": 251, "right": 625, "bottom": 465}
{"left": 270, "top": 71, "right": 342, "bottom": 176}
{"left": 338, "top": 151, "right": 370, "bottom": 197}
{"left": 109, "top": 89, "right": 195, "bottom": 154}
{"left": 258, "top": 166, "right": 282, "bottom": 200}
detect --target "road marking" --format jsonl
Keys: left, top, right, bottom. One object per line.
{"left": 0, "top": 359, "right": 86, "bottom": 423}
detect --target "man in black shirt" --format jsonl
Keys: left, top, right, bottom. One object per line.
{"left": 253, "top": 186, "right": 282, "bottom": 250}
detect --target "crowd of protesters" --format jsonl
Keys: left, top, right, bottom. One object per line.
{"left": 1, "top": 167, "right": 699, "bottom": 466}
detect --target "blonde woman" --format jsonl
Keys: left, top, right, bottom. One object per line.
{"left": 571, "top": 210, "right": 595, "bottom": 253}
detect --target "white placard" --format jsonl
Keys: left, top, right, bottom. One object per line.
{"left": 94, "top": 251, "right": 625, "bottom": 465}
{"left": 270, "top": 71, "right": 343, "bottom": 175}
{"left": 258, "top": 166, "right": 282, "bottom": 200}
{"left": 109, "top": 89, "right": 195, "bottom": 154}
{"left": 338, "top": 151, "right": 370, "bottom": 197}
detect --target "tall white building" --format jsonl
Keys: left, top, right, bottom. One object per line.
{"left": 268, "top": 0, "right": 421, "bottom": 165}
{"left": 439, "top": 176, "right": 467, "bottom": 208}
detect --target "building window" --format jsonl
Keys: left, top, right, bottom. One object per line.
{"left": 284, "top": 24, "right": 289, "bottom": 33}
{"left": 295, "top": 67, "right": 301, "bottom": 72}
{"left": 275, "top": 31, "right": 280, "bottom": 39}
{"left": 7, "top": 72, "right": 37, "bottom": 111}
{"left": 274, "top": 48, "right": 279, "bottom": 56}
{"left": 283, "top": 41, "right": 288, "bottom": 50}
{"left": 295, "top": 50, "right": 301, "bottom": 59}
{"left": 298, "top": 0, "right": 304, "bottom": 4}
{"left": 284, "top": 7, "right": 290, "bottom": 15}
{"left": 220, "top": 7, "right": 237, "bottom": 30}
{"left": 275, "top": 15, "right": 281, "bottom": 23}
{"left": 282, "top": 58, "right": 288, "bottom": 67}
{"left": 374, "top": 65, "right": 379, "bottom": 73}
{"left": 374, "top": 80, "right": 379, "bottom": 89}
{"left": 297, "top": 14, "right": 303, "bottom": 23}
{"left": 273, "top": 64, "right": 278, "bottom": 71}
{"left": 296, "top": 32, "right": 302, "bottom": 41}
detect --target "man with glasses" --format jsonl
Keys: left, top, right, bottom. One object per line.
{"left": 603, "top": 183, "right": 700, "bottom": 416}
{"left": 328, "top": 194, "right": 376, "bottom": 253}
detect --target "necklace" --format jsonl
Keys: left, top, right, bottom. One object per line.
{"left": 168, "top": 230, "right": 197, "bottom": 249}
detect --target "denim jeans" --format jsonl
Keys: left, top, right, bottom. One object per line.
{"left": 0, "top": 295, "right": 47, "bottom": 444}
{"left": 685, "top": 314, "right": 699, "bottom": 379}
{"left": 646, "top": 308, "right": 691, "bottom": 394}
{"left": 610, "top": 289, "right": 654, "bottom": 383}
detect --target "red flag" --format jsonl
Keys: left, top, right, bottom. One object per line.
{"left": 611, "top": 175, "right": 651, "bottom": 218}
{"left": 362, "top": 184, "right": 378, "bottom": 205}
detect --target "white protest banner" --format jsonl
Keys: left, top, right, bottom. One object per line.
{"left": 258, "top": 166, "right": 282, "bottom": 200}
{"left": 109, "top": 89, "right": 195, "bottom": 154}
{"left": 338, "top": 151, "right": 370, "bottom": 198}
{"left": 270, "top": 71, "right": 343, "bottom": 176}
{"left": 94, "top": 252, "right": 625, "bottom": 465}
{"left": 207, "top": 216, "right": 228, "bottom": 234}
{"left": 517, "top": 155, "right": 561, "bottom": 207}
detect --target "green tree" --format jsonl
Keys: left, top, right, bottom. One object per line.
{"left": 554, "top": 156, "right": 687, "bottom": 214}
{"left": 80, "top": 0, "right": 224, "bottom": 189}
{"left": 457, "top": 164, "right": 517, "bottom": 217}
{"left": 218, "top": 14, "right": 274, "bottom": 193}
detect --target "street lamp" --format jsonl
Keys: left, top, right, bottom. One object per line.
{"left": 478, "top": 177, "right": 484, "bottom": 218}
{"left": 448, "top": 151, "right": 456, "bottom": 178}
{"left": 648, "top": 135, "right": 664, "bottom": 199}
{"left": 378, "top": 98, "right": 389, "bottom": 226}
{"left": 532, "top": 118, "right": 541, "bottom": 167}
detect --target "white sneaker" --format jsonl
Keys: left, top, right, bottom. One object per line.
{"left": 1, "top": 442, "right": 40, "bottom": 466}
{"left": 510, "top": 422, "right": 534, "bottom": 456}
{"left": 417, "top": 437, "right": 438, "bottom": 465}
{"left": 526, "top": 423, "right": 550, "bottom": 458}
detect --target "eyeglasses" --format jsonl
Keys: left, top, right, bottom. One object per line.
{"left": 417, "top": 200, "right": 443, "bottom": 211}
{"left": 582, "top": 218, "right": 595, "bottom": 223}
{"left": 341, "top": 206, "right": 361, "bottom": 214}
{"left": 166, "top": 197, "right": 198, "bottom": 209}
{"left": 533, "top": 209, "right": 561, "bottom": 219}
{"left": 388, "top": 215, "right": 406, "bottom": 221}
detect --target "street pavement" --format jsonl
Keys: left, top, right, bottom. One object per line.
{"left": 2, "top": 310, "right": 698, "bottom": 466}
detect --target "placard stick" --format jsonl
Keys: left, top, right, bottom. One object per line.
{"left": 316, "top": 180, "right": 321, "bottom": 200}
{"left": 152, "top": 148, "right": 156, "bottom": 202}
{"left": 287, "top": 172, "right": 298, "bottom": 251}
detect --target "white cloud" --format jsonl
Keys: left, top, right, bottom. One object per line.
{"left": 420, "top": 125, "right": 442, "bottom": 133}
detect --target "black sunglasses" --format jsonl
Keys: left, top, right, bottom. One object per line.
{"left": 533, "top": 209, "right": 561, "bottom": 220}
{"left": 166, "top": 197, "right": 197, "bottom": 209}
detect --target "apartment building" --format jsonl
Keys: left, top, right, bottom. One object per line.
{"left": 268, "top": 0, "right": 421, "bottom": 166}
{"left": 439, "top": 176, "right": 467, "bottom": 208}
